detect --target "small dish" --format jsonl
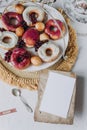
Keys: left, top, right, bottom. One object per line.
{"left": 64, "top": 0, "right": 87, "bottom": 35}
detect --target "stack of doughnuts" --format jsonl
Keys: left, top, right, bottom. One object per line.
{"left": 0, "top": 2, "right": 66, "bottom": 69}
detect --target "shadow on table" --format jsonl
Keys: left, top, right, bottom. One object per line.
{"left": 75, "top": 76, "right": 85, "bottom": 114}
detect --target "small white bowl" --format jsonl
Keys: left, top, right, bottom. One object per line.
{"left": 64, "top": 0, "right": 87, "bottom": 35}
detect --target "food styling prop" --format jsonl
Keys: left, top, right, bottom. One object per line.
{"left": 12, "top": 88, "right": 33, "bottom": 112}
{"left": 64, "top": 0, "right": 87, "bottom": 35}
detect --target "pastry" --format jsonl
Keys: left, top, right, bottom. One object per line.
{"left": 1, "top": 12, "right": 23, "bottom": 31}
{"left": 0, "top": 31, "right": 18, "bottom": 50}
{"left": 23, "top": 6, "right": 45, "bottom": 25}
{"left": 22, "top": 28, "right": 39, "bottom": 47}
{"left": 45, "top": 19, "right": 66, "bottom": 40}
{"left": 38, "top": 42, "right": 60, "bottom": 62}
{"left": 10, "top": 48, "right": 31, "bottom": 69}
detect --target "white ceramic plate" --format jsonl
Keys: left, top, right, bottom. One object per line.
{"left": 0, "top": 2, "right": 69, "bottom": 72}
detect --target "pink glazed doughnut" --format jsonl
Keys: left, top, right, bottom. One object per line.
{"left": 11, "top": 48, "right": 31, "bottom": 69}
{"left": 2, "top": 12, "right": 23, "bottom": 31}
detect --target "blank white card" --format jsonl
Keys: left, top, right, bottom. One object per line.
{"left": 40, "top": 71, "right": 76, "bottom": 118}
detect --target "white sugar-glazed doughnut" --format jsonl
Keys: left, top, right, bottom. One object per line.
{"left": 23, "top": 6, "right": 45, "bottom": 25}
{"left": 0, "top": 31, "right": 18, "bottom": 50}
{"left": 38, "top": 43, "right": 60, "bottom": 62}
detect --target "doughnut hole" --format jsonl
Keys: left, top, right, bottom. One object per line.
{"left": 35, "top": 22, "right": 45, "bottom": 31}
{"left": 31, "top": 56, "right": 42, "bottom": 66}
{"left": 40, "top": 33, "right": 49, "bottom": 41}
{"left": 50, "top": 25, "right": 58, "bottom": 32}
{"left": 2, "top": 36, "right": 12, "bottom": 44}
{"left": 15, "top": 4, "right": 24, "bottom": 14}
{"left": 10, "top": 17, "right": 19, "bottom": 26}
{"left": 16, "top": 26, "right": 24, "bottom": 37}
{"left": 46, "top": 48, "right": 52, "bottom": 56}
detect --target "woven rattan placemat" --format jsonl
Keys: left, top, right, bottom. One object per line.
{"left": 0, "top": 9, "right": 78, "bottom": 90}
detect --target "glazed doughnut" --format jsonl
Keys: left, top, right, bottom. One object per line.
{"left": 0, "top": 31, "right": 18, "bottom": 50}
{"left": 38, "top": 43, "right": 60, "bottom": 62}
{"left": 45, "top": 19, "right": 66, "bottom": 40}
{"left": 22, "top": 28, "right": 39, "bottom": 47}
{"left": 10, "top": 48, "right": 31, "bottom": 69}
{"left": 23, "top": 6, "right": 45, "bottom": 25}
{"left": 2, "top": 12, "right": 23, "bottom": 31}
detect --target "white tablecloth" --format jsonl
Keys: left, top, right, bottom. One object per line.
{"left": 0, "top": 0, "right": 87, "bottom": 130}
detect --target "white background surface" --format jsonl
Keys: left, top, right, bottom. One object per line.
{"left": 0, "top": 0, "right": 87, "bottom": 130}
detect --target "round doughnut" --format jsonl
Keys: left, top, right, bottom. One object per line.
{"left": 40, "top": 33, "right": 50, "bottom": 41}
{"left": 35, "top": 22, "right": 45, "bottom": 31}
{"left": 31, "top": 56, "right": 42, "bottom": 66}
{"left": 16, "top": 26, "right": 24, "bottom": 37}
{"left": 0, "top": 31, "right": 18, "bottom": 50}
{"left": 2, "top": 12, "right": 23, "bottom": 31}
{"left": 23, "top": 6, "right": 45, "bottom": 25}
{"left": 45, "top": 19, "right": 66, "bottom": 40}
{"left": 10, "top": 48, "right": 31, "bottom": 69}
{"left": 38, "top": 43, "right": 60, "bottom": 62}
{"left": 22, "top": 28, "right": 39, "bottom": 48}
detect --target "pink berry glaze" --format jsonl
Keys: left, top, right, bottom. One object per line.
{"left": 22, "top": 28, "right": 39, "bottom": 47}
{"left": 11, "top": 48, "right": 31, "bottom": 69}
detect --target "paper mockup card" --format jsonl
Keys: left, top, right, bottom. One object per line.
{"left": 39, "top": 71, "right": 76, "bottom": 118}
